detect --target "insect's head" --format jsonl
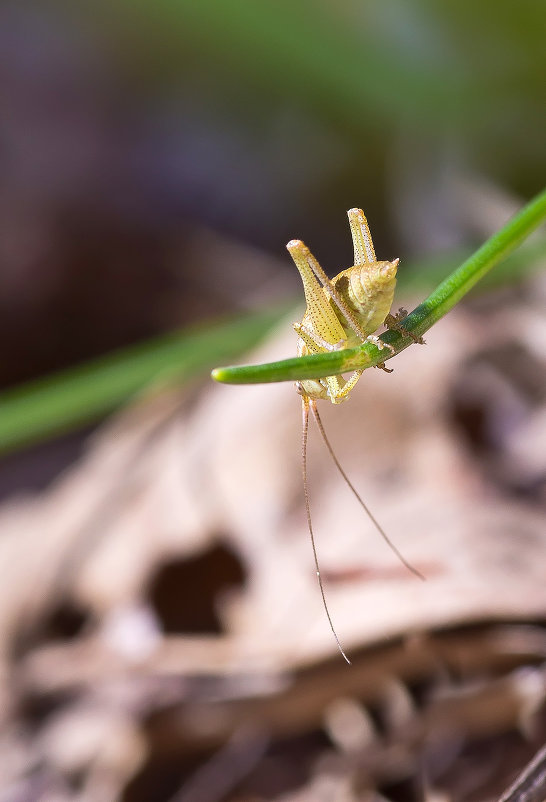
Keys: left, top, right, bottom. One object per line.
{"left": 376, "top": 257, "right": 399, "bottom": 278}
{"left": 364, "top": 257, "right": 399, "bottom": 288}
{"left": 335, "top": 257, "right": 399, "bottom": 301}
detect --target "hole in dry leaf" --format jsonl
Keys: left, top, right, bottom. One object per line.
{"left": 148, "top": 543, "right": 246, "bottom": 634}
{"left": 41, "top": 599, "right": 90, "bottom": 641}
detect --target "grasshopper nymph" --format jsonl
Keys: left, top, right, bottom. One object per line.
{"left": 288, "top": 209, "right": 424, "bottom": 663}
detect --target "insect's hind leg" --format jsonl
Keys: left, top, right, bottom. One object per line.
{"left": 347, "top": 208, "right": 376, "bottom": 264}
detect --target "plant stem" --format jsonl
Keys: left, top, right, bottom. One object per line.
{"left": 212, "top": 187, "right": 546, "bottom": 386}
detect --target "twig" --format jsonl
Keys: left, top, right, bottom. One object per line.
{"left": 497, "top": 743, "right": 546, "bottom": 802}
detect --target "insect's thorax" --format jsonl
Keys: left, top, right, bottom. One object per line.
{"left": 332, "top": 261, "right": 397, "bottom": 343}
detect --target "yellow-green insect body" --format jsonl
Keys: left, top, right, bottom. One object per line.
{"left": 288, "top": 208, "right": 399, "bottom": 404}
{"left": 286, "top": 209, "right": 421, "bottom": 664}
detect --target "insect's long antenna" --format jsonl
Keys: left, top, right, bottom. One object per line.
{"left": 302, "top": 396, "right": 351, "bottom": 664}
{"left": 310, "top": 400, "right": 425, "bottom": 581}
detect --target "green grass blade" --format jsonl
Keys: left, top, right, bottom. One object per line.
{"left": 0, "top": 307, "right": 286, "bottom": 454}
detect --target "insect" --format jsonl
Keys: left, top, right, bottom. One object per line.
{"left": 287, "top": 208, "right": 424, "bottom": 663}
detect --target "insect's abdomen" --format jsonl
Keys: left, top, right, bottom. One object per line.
{"left": 333, "top": 260, "right": 398, "bottom": 339}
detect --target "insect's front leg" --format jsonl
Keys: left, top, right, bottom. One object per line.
{"left": 326, "top": 369, "right": 363, "bottom": 403}
{"left": 384, "top": 307, "right": 425, "bottom": 345}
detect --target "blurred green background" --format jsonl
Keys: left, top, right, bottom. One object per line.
{"left": 1, "top": 0, "right": 545, "bottom": 456}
